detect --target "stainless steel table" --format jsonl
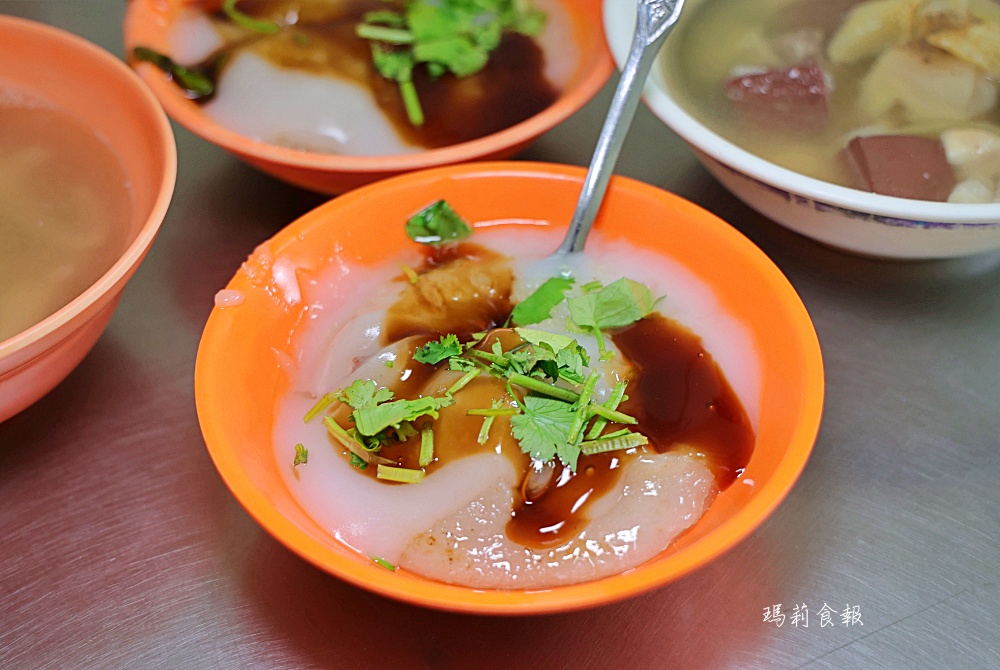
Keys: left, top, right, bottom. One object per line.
{"left": 2, "top": 2, "right": 998, "bottom": 668}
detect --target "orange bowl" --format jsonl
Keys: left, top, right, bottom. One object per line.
{"left": 0, "top": 16, "right": 176, "bottom": 423}
{"left": 194, "top": 162, "right": 824, "bottom": 614}
{"left": 123, "top": 0, "right": 613, "bottom": 194}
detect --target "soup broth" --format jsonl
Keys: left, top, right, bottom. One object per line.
{"left": 268, "top": 224, "right": 759, "bottom": 589}
{"left": 667, "top": 0, "right": 1000, "bottom": 202}
{"left": 0, "top": 98, "right": 133, "bottom": 342}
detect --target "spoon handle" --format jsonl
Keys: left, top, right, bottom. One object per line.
{"left": 555, "top": 0, "right": 686, "bottom": 255}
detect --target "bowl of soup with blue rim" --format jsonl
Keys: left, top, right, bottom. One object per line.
{"left": 605, "top": 0, "right": 1000, "bottom": 259}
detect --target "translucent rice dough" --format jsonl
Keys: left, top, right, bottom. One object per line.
{"left": 201, "top": 51, "right": 419, "bottom": 155}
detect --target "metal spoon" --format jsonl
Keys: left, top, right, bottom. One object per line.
{"left": 554, "top": 0, "right": 686, "bottom": 255}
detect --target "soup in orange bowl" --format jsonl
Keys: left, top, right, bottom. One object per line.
{"left": 0, "top": 16, "right": 176, "bottom": 423}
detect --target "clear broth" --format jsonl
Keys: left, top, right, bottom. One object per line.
{"left": 0, "top": 103, "right": 133, "bottom": 341}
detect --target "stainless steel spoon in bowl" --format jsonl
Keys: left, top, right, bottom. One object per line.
{"left": 554, "top": 0, "right": 686, "bottom": 255}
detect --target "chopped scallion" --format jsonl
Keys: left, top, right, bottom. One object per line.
{"left": 377, "top": 464, "right": 426, "bottom": 484}
{"left": 303, "top": 391, "right": 339, "bottom": 423}
{"left": 292, "top": 443, "right": 308, "bottom": 467}
{"left": 419, "top": 427, "right": 434, "bottom": 467}
{"left": 371, "top": 556, "right": 397, "bottom": 571}
{"left": 400, "top": 264, "right": 420, "bottom": 284}
{"left": 466, "top": 407, "right": 520, "bottom": 417}
{"left": 588, "top": 404, "right": 638, "bottom": 425}
{"left": 585, "top": 380, "right": 628, "bottom": 439}
{"left": 222, "top": 0, "right": 280, "bottom": 34}
{"left": 580, "top": 431, "right": 649, "bottom": 456}
{"left": 324, "top": 417, "right": 393, "bottom": 465}
{"left": 508, "top": 373, "right": 579, "bottom": 403}
{"left": 447, "top": 368, "right": 481, "bottom": 396}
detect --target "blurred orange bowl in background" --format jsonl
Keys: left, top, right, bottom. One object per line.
{"left": 123, "top": 0, "right": 612, "bottom": 194}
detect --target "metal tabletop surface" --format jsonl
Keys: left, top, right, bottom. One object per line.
{"left": 1, "top": 2, "right": 998, "bottom": 668}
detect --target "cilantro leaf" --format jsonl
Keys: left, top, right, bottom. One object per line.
{"left": 405, "top": 200, "right": 473, "bottom": 245}
{"left": 567, "top": 278, "right": 657, "bottom": 358}
{"left": 349, "top": 453, "right": 368, "bottom": 470}
{"left": 514, "top": 327, "right": 576, "bottom": 352}
{"left": 370, "top": 45, "right": 415, "bottom": 81}
{"left": 511, "top": 276, "right": 574, "bottom": 326}
{"left": 353, "top": 396, "right": 454, "bottom": 436}
{"left": 510, "top": 395, "right": 580, "bottom": 470}
{"left": 413, "top": 37, "right": 488, "bottom": 77}
{"left": 357, "top": 0, "right": 548, "bottom": 126}
{"left": 414, "top": 334, "right": 463, "bottom": 365}
{"left": 514, "top": 327, "right": 588, "bottom": 382}
{"left": 131, "top": 47, "right": 216, "bottom": 99}
{"left": 337, "top": 379, "right": 394, "bottom": 410}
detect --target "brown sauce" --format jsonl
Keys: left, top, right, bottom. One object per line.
{"left": 331, "top": 250, "right": 755, "bottom": 549}
{"left": 188, "top": 0, "right": 559, "bottom": 149}
{"left": 612, "top": 314, "right": 755, "bottom": 489}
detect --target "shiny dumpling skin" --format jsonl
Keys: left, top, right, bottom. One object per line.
{"left": 398, "top": 450, "right": 717, "bottom": 589}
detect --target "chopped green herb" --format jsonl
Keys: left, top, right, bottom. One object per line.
{"left": 511, "top": 276, "right": 575, "bottom": 326}
{"left": 405, "top": 200, "right": 472, "bottom": 245}
{"left": 510, "top": 395, "right": 580, "bottom": 471}
{"left": 474, "top": 399, "right": 513, "bottom": 445}
{"left": 303, "top": 391, "right": 339, "bottom": 423}
{"left": 349, "top": 453, "right": 368, "bottom": 470}
{"left": 586, "top": 380, "right": 627, "bottom": 439}
{"left": 356, "top": 0, "right": 547, "bottom": 126}
{"left": 419, "top": 427, "right": 434, "bottom": 467}
{"left": 324, "top": 416, "right": 394, "bottom": 466}
{"left": 507, "top": 373, "right": 579, "bottom": 403}
{"left": 368, "top": 46, "right": 423, "bottom": 125}
{"left": 400, "top": 264, "right": 420, "bottom": 284}
{"left": 293, "top": 443, "right": 308, "bottom": 467}
{"left": 567, "top": 278, "right": 657, "bottom": 359}
{"left": 588, "top": 404, "right": 637, "bottom": 425}
{"left": 466, "top": 407, "right": 520, "bottom": 417}
{"left": 222, "top": 0, "right": 280, "bottom": 34}
{"left": 377, "top": 464, "right": 427, "bottom": 483}
{"left": 396, "top": 421, "right": 419, "bottom": 441}
{"left": 372, "top": 556, "right": 397, "bottom": 571}
{"left": 446, "top": 368, "right": 481, "bottom": 395}
{"left": 414, "top": 333, "right": 463, "bottom": 365}
{"left": 579, "top": 431, "right": 649, "bottom": 456}
{"left": 353, "top": 395, "right": 453, "bottom": 437}
{"left": 337, "top": 379, "right": 394, "bottom": 410}
{"left": 566, "top": 370, "right": 600, "bottom": 444}
{"left": 131, "top": 47, "right": 215, "bottom": 99}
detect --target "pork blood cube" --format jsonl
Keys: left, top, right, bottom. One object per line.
{"left": 725, "top": 60, "right": 829, "bottom": 132}
{"left": 844, "top": 135, "right": 957, "bottom": 201}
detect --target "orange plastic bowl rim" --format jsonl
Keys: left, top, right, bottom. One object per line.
{"left": 194, "top": 162, "right": 824, "bottom": 614}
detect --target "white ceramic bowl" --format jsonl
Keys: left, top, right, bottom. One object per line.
{"left": 603, "top": 0, "right": 1000, "bottom": 259}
